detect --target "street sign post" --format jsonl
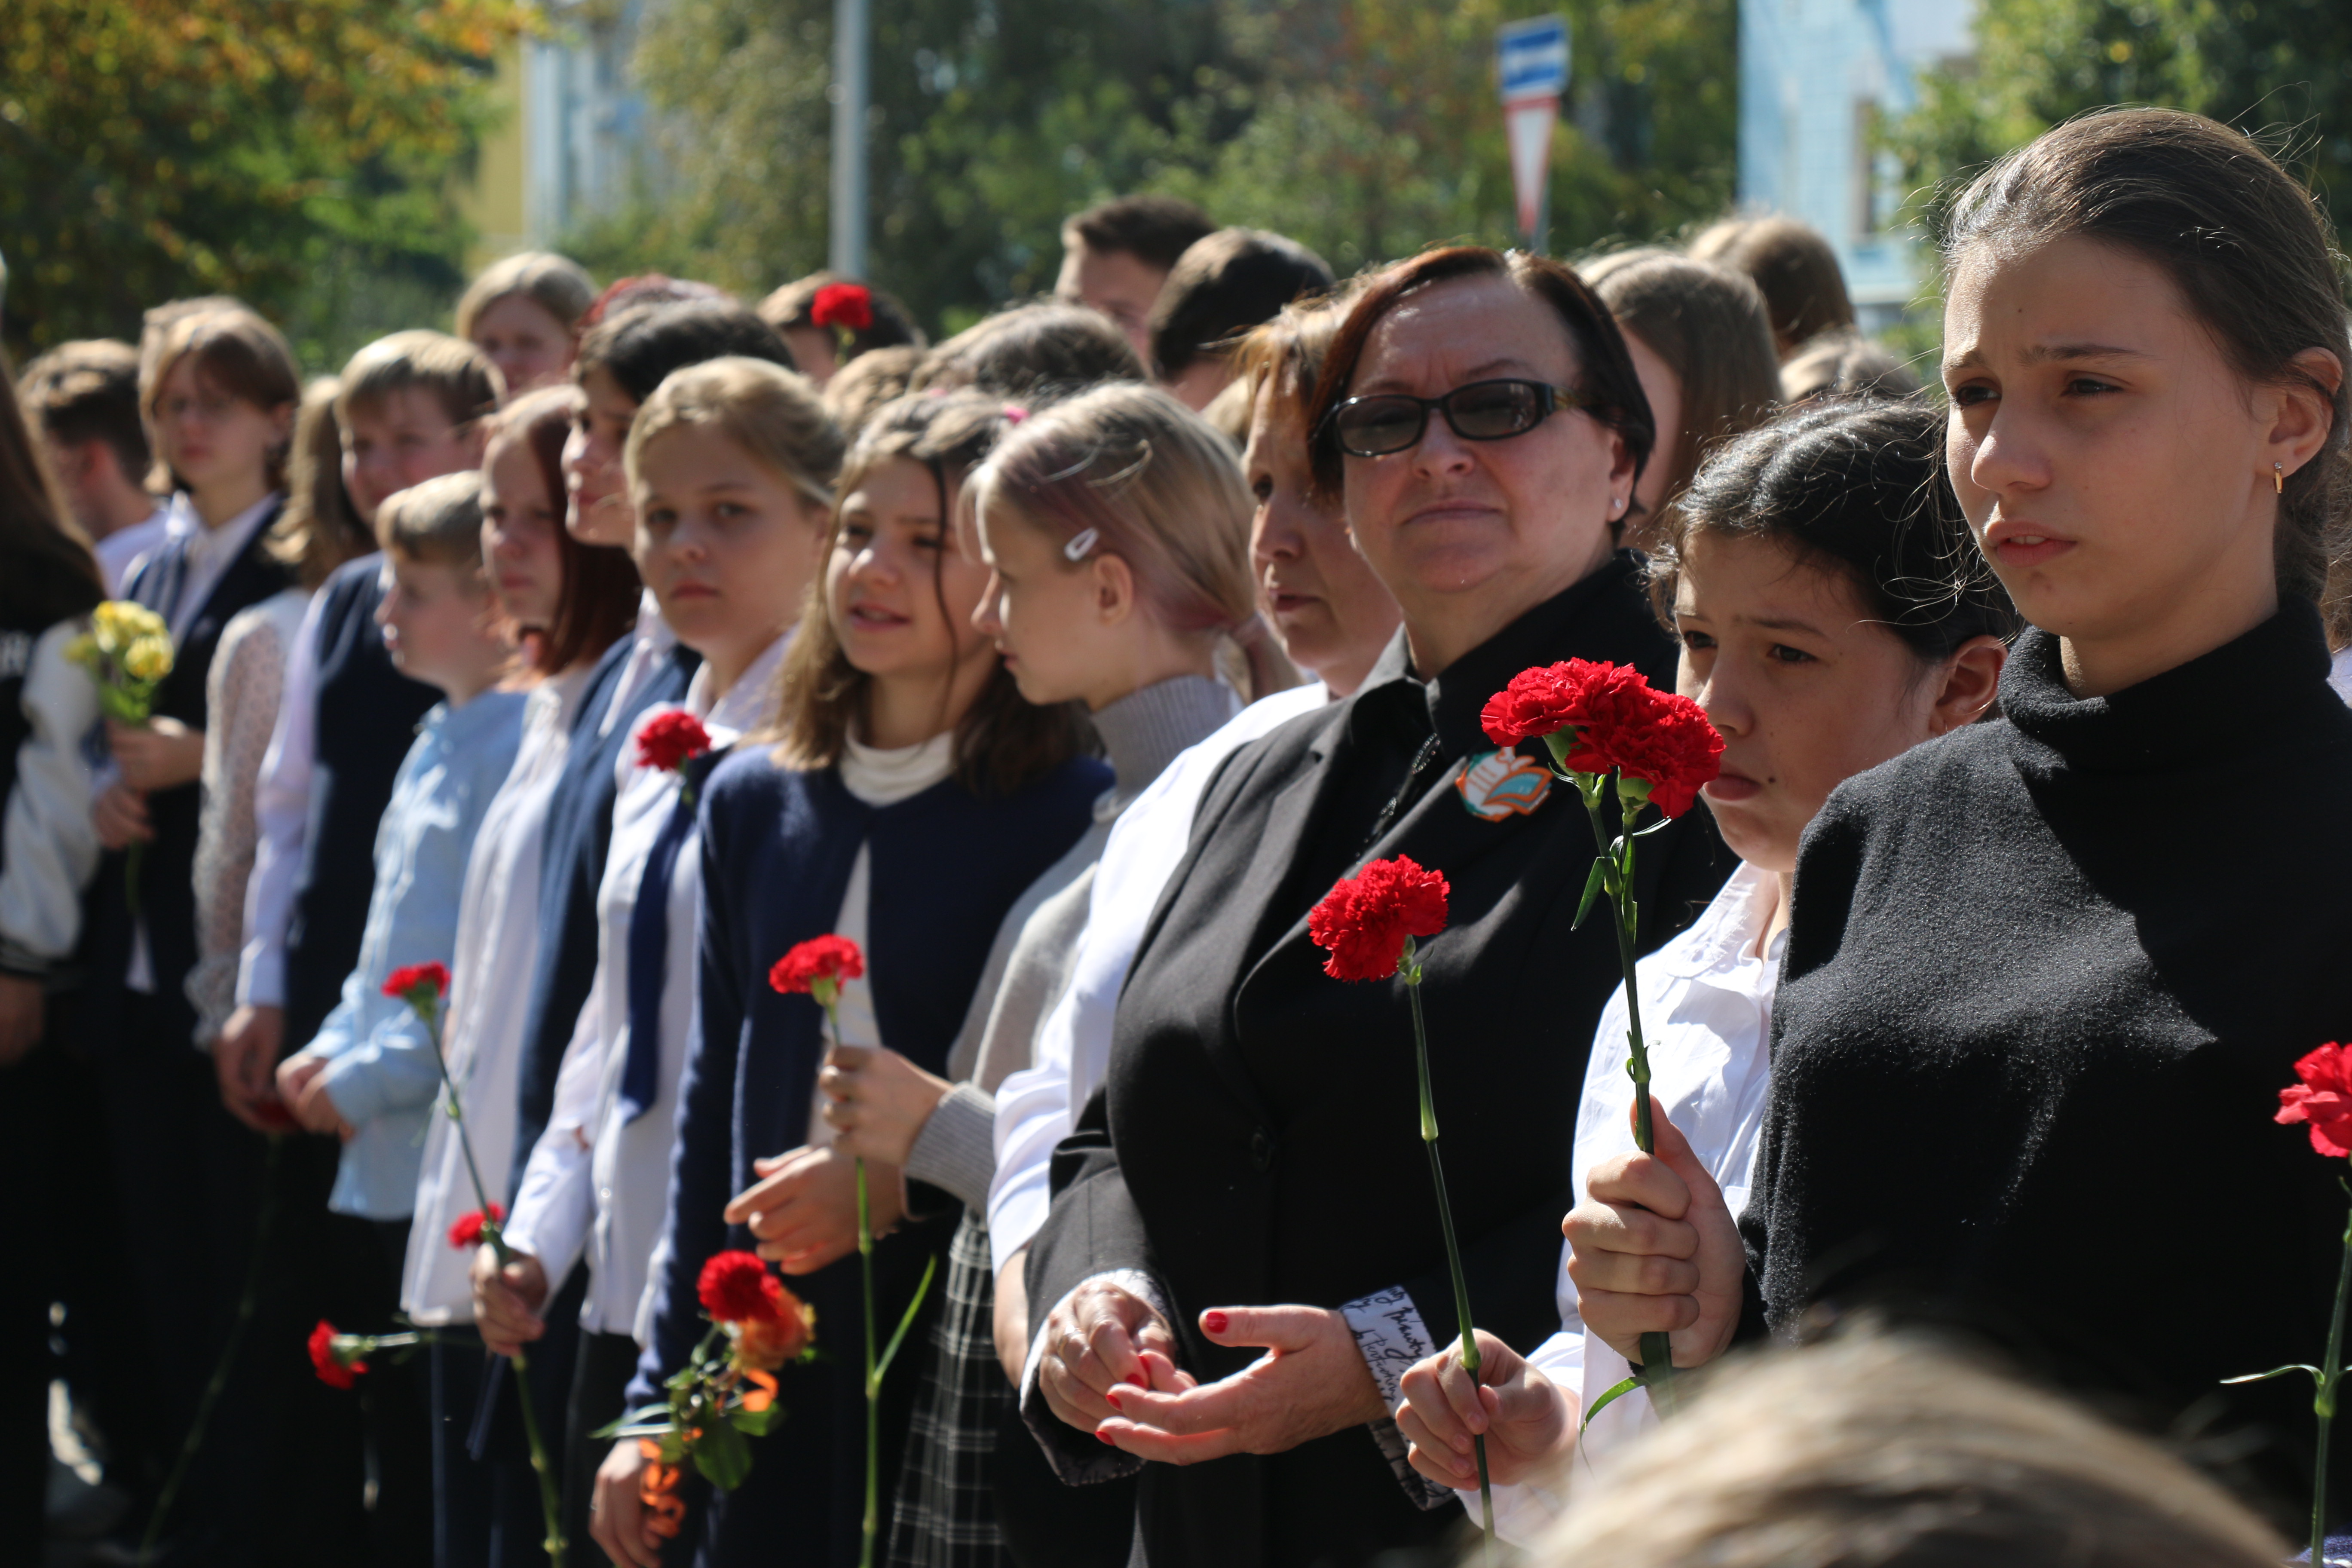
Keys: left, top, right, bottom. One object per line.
{"left": 1497, "top": 14, "right": 1569, "bottom": 254}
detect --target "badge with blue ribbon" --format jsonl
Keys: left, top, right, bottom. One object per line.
{"left": 1455, "top": 748, "right": 1550, "bottom": 821}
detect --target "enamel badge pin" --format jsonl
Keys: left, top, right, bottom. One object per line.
{"left": 1456, "top": 748, "right": 1550, "bottom": 821}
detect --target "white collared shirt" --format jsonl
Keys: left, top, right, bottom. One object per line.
{"left": 94, "top": 505, "right": 171, "bottom": 597}
{"left": 504, "top": 634, "right": 788, "bottom": 1340}
{"left": 401, "top": 665, "right": 592, "bottom": 1324}
{"left": 1469, "top": 861, "right": 1782, "bottom": 1540}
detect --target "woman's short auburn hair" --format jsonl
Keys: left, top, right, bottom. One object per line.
{"left": 1302, "top": 247, "right": 1655, "bottom": 510}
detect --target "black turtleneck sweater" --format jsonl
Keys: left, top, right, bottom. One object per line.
{"left": 1752, "top": 600, "right": 2352, "bottom": 1521}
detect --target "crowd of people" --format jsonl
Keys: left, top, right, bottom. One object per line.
{"left": 1, "top": 103, "right": 2348, "bottom": 1568}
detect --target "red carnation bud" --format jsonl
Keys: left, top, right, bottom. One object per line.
{"left": 698, "top": 1249, "right": 788, "bottom": 1325}
{"left": 309, "top": 1320, "right": 367, "bottom": 1389}
{"left": 636, "top": 709, "right": 713, "bottom": 775}
{"left": 382, "top": 962, "right": 451, "bottom": 1004}
{"left": 2280, "top": 1043, "right": 2352, "bottom": 1159}
{"left": 810, "top": 282, "right": 875, "bottom": 332}
{"left": 447, "top": 1204, "right": 504, "bottom": 1251}
{"left": 769, "top": 934, "right": 865, "bottom": 1004}
{"left": 1308, "top": 855, "right": 1450, "bottom": 983}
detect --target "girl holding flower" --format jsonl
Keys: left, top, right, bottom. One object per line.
{"left": 476, "top": 357, "right": 840, "bottom": 1547}
{"left": 591, "top": 391, "right": 1105, "bottom": 1567}
{"left": 1568, "top": 108, "right": 2352, "bottom": 1530}
{"left": 1392, "top": 398, "right": 2014, "bottom": 1533}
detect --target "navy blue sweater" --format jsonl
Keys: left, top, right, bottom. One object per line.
{"left": 635, "top": 745, "right": 1105, "bottom": 1566}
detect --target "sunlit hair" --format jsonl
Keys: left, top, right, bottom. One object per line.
{"left": 1940, "top": 107, "right": 2352, "bottom": 620}
{"left": 334, "top": 330, "right": 502, "bottom": 432}
{"left": 1688, "top": 214, "right": 1857, "bottom": 354}
{"left": 1649, "top": 398, "right": 2017, "bottom": 666}
{"left": 823, "top": 344, "right": 925, "bottom": 438}
{"left": 623, "top": 356, "right": 843, "bottom": 515}
{"left": 137, "top": 301, "right": 301, "bottom": 494}
{"left": 455, "top": 251, "right": 597, "bottom": 343}
{"left": 764, "top": 390, "right": 1090, "bottom": 796}
{"left": 911, "top": 301, "right": 1145, "bottom": 404}
{"left": 756, "top": 272, "right": 927, "bottom": 360}
{"left": 270, "top": 377, "right": 369, "bottom": 589}
{"left": 487, "top": 384, "right": 638, "bottom": 676}
{"left": 1531, "top": 1329, "right": 2284, "bottom": 1568}
{"left": 377, "top": 469, "right": 488, "bottom": 576}
{"left": 967, "top": 381, "right": 1298, "bottom": 701}
{"left": 1580, "top": 248, "right": 1782, "bottom": 549}
{"left": 1231, "top": 279, "right": 1363, "bottom": 422}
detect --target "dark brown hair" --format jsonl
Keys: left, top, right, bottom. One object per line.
{"left": 1942, "top": 107, "right": 2352, "bottom": 616}
{"left": 1650, "top": 398, "right": 2017, "bottom": 664}
{"left": 1146, "top": 229, "right": 1335, "bottom": 380}
{"left": 18, "top": 339, "right": 150, "bottom": 490}
{"left": 757, "top": 273, "right": 928, "bottom": 361}
{"left": 767, "top": 390, "right": 1090, "bottom": 796}
{"left": 822, "top": 344, "right": 925, "bottom": 437}
{"left": 1689, "top": 215, "right": 1857, "bottom": 354}
{"left": 271, "top": 377, "right": 370, "bottom": 589}
{"left": 912, "top": 301, "right": 1145, "bottom": 404}
{"left": 576, "top": 300, "right": 797, "bottom": 403}
{"left": 138, "top": 303, "right": 302, "bottom": 493}
{"left": 494, "top": 385, "right": 640, "bottom": 675}
{"left": 1062, "top": 194, "right": 1215, "bottom": 273}
{"left": 1582, "top": 248, "right": 1782, "bottom": 547}
{"left": 0, "top": 346, "right": 104, "bottom": 626}
{"left": 335, "top": 330, "right": 502, "bottom": 431}
{"left": 1304, "top": 247, "right": 1656, "bottom": 508}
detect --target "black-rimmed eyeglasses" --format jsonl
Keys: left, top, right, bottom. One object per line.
{"left": 1327, "top": 379, "right": 1595, "bottom": 459}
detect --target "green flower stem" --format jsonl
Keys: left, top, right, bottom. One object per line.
{"left": 821, "top": 990, "right": 885, "bottom": 1568}
{"left": 140, "top": 1136, "right": 283, "bottom": 1567}
{"left": 416, "top": 995, "right": 566, "bottom": 1567}
{"left": 1575, "top": 773, "right": 1676, "bottom": 1407}
{"left": 1404, "top": 948, "right": 1493, "bottom": 1553}
{"left": 2315, "top": 1184, "right": 2352, "bottom": 1566}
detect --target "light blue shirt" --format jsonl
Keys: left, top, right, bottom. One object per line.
{"left": 307, "top": 688, "right": 527, "bottom": 1220}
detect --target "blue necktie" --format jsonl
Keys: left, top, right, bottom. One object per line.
{"left": 620, "top": 747, "right": 727, "bottom": 1123}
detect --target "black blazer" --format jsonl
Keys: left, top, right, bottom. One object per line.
{"left": 1025, "top": 558, "right": 1729, "bottom": 1568}
{"left": 84, "top": 507, "right": 294, "bottom": 1052}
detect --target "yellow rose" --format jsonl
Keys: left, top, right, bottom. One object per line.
{"left": 122, "top": 636, "right": 174, "bottom": 684}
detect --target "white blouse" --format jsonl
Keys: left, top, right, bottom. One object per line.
{"left": 1475, "top": 861, "right": 1782, "bottom": 1542}
{"left": 401, "top": 666, "right": 591, "bottom": 1325}
{"left": 505, "top": 635, "right": 788, "bottom": 1341}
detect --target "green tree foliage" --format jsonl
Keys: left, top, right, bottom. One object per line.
{"left": 1891, "top": 0, "right": 2352, "bottom": 255}
{"left": 0, "top": 0, "right": 529, "bottom": 367}
{"left": 574, "top": 0, "right": 1735, "bottom": 334}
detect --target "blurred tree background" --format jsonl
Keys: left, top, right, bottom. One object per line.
{"left": 1885, "top": 0, "right": 2352, "bottom": 358}
{"left": 0, "top": 0, "right": 531, "bottom": 367}
{"left": 565, "top": 0, "right": 1736, "bottom": 334}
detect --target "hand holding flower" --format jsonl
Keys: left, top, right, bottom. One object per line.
{"left": 1562, "top": 1100, "right": 1743, "bottom": 1371}
{"left": 722, "top": 1143, "right": 905, "bottom": 1273}
{"left": 275, "top": 1053, "right": 346, "bottom": 1137}
{"left": 472, "top": 1246, "right": 551, "bottom": 1358}
{"left": 107, "top": 714, "right": 204, "bottom": 792}
{"left": 818, "top": 1044, "right": 953, "bottom": 1167}
{"left": 92, "top": 780, "right": 152, "bottom": 849}
{"left": 1396, "top": 1329, "right": 1572, "bottom": 1491}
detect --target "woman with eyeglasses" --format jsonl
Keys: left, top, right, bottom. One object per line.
{"left": 1015, "top": 246, "right": 1730, "bottom": 1568}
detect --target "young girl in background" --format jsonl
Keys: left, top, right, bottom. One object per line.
{"left": 457, "top": 251, "right": 599, "bottom": 401}
{"left": 1391, "top": 399, "right": 2012, "bottom": 1534}
{"left": 809, "top": 383, "right": 1292, "bottom": 1568}
{"left": 591, "top": 391, "right": 1108, "bottom": 1568}
{"left": 402, "top": 384, "right": 637, "bottom": 1568}
{"left": 477, "top": 358, "right": 843, "bottom": 1552}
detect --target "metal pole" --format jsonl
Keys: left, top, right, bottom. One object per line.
{"left": 829, "top": 0, "right": 869, "bottom": 278}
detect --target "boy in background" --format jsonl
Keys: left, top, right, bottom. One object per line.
{"left": 276, "top": 469, "right": 526, "bottom": 1567}
{"left": 1054, "top": 194, "right": 1214, "bottom": 362}
{"left": 18, "top": 339, "right": 168, "bottom": 591}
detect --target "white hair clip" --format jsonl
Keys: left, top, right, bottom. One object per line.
{"left": 1063, "top": 527, "right": 1100, "bottom": 563}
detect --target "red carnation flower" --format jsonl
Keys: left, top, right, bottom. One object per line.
{"left": 769, "top": 934, "right": 865, "bottom": 999}
{"left": 699, "top": 1250, "right": 790, "bottom": 1325}
{"left": 733, "top": 1293, "right": 815, "bottom": 1371}
{"left": 309, "top": 1320, "right": 365, "bottom": 1388}
{"left": 636, "top": 709, "right": 713, "bottom": 775}
{"left": 382, "top": 962, "right": 450, "bottom": 1004}
{"left": 1599, "top": 687, "right": 1724, "bottom": 820}
{"left": 447, "top": 1204, "right": 504, "bottom": 1251}
{"left": 1479, "top": 659, "right": 1650, "bottom": 750}
{"left": 2280, "top": 1044, "right": 2352, "bottom": 1159}
{"left": 1482, "top": 661, "right": 1722, "bottom": 819}
{"left": 1308, "top": 855, "right": 1450, "bottom": 983}
{"left": 810, "top": 282, "right": 874, "bottom": 332}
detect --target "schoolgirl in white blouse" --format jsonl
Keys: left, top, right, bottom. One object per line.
{"left": 1391, "top": 398, "right": 2015, "bottom": 1538}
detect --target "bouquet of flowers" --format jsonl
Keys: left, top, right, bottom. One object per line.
{"left": 1482, "top": 658, "right": 1721, "bottom": 1415}
{"left": 598, "top": 1249, "right": 816, "bottom": 1529}
{"left": 67, "top": 600, "right": 174, "bottom": 911}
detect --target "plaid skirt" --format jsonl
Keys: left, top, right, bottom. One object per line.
{"left": 886, "top": 1208, "right": 1013, "bottom": 1568}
